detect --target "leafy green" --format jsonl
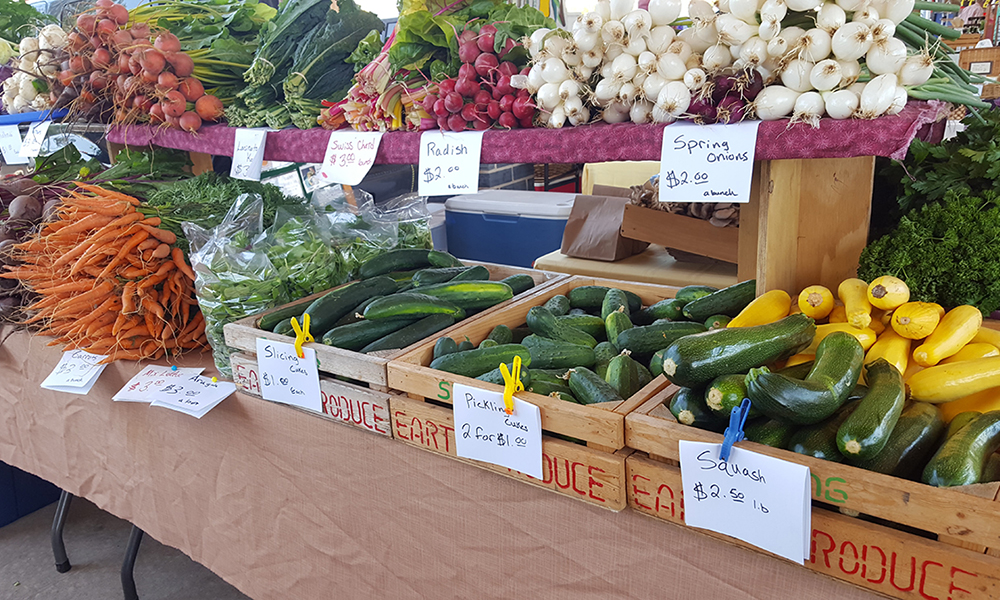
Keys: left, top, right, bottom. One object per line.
{"left": 0, "top": 0, "right": 54, "bottom": 43}
{"left": 858, "top": 189, "right": 1000, "bottom": 316}
{"left": 244, "top": 0, "right": 330, "bottom": 86}
{"left": 348, "top": 30, "right": 384, "bottom": 73}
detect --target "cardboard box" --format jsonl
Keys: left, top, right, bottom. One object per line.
{"left": 560, "top": 188, "right": 649, "bottom": 262}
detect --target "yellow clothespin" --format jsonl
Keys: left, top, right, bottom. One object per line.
{"left": 290, "top": 314, "right": 314, "bottom": 359}
{"left": 499, "top": 355, "right": 524, "bottom": 415}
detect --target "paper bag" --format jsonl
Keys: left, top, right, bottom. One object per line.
{"left": 560, "top": 194, "right": 649, "bottom": 262}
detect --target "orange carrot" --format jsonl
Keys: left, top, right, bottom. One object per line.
{"left": 73, "top": 182, "right": 140, "bottom": 205}
{"left": 33, "top": 280, "right": 96, "bottom": 295}
{"left": 140, "top": 216, "right": 161, "bottom": 226}
{"left": 151, "top": 244, "right": 171, "bottom": 259}
{"left": 137, "top": 238, "right": 159, "bottom": 252}
{"left": 96, "top": 230, "right": 149, "bottom": 280}
{"left": 52, "top": 213, "right": 114, "bottom": 236}
{"left": 121, "top": 281, "right": 138, "bottom": 313}
{"left": 139, "top": 224, "right": 176, "bottom": 245}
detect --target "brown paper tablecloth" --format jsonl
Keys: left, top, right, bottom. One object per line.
{"left": 0, "top": 331, "right": 881, "bottom": 600}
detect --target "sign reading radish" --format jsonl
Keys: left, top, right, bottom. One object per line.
{"left": 417, "top": 130, "right": 484, "bottom": 196}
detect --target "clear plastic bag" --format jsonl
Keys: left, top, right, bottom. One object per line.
{"left": 264, "top": 204, "right": 351, "bottom": 299}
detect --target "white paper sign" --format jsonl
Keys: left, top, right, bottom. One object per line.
{"left": 680, "top": 441, "right": 810, "bottom": 564}
{"left": 319, "top": 131, "right": 383, "bottom": 186}
{"left": 41, "top": 350, "right": 109, "bottom": 394}
{"left": 113, "top": 365, "right": 205, "bottom": 403}
{"left": 453, "top": 382, "right": 542, "bottom": 479}
{"left": 658, "top": 121, "right": 760, "bottom": 204}
{"left": 417, "top": 130, "right": 484, "bottom": 196}
{"left": 0, "top": 125, "right": 26, "bottom": 164}
{"left": 19, "top": 121, "right": 50, "bottom": 159}
{"left": 148, "top": 374, "right": 236, "bottom": 419}
{"left": 230, "top": 128, "right": 268, "bottom": 181}
{"left": 255, "top": 339, "right": 322, "bottom": 412}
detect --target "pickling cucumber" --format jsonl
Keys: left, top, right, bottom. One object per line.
{"left": 602, "top": 289, "right": 631, "bottom": 319}
{"left": 568, "top": 286, "right": 642, "bottom": 312}
{"left": 544, "top": 295, "right": 571, "bottom": 316}
{"left": 500, "top": 274, "right": 535, "bottom": 295}
{"left": 568, "top": 366, "right": 624, "bottom": 405}
{"left": 526, "top": 306, "right": 598, "bottom": 348}
{"left": 429, "top": 344, "right": 533, "bottom": 378}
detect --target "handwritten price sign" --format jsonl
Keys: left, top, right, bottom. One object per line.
{"left": 0, "top": 125, "right": 26, "bottom": 164}
{"left": 19, "top": 121, "right": 50, "bottom": 158}
{"left": 319, "top": 131, "right": 383, "bottom": 186}
{"left": 453, "top": 382, "right": 542, "bottom": 478}
{"left": 417, "top": 130, "right": 484, "bottom": 196}
{"left": 658, "top": 121, "right": 760, "bottom": 204}
{"left": 40, "top": 350, "right": 109, "bottom": 394}
{"left": 113, "top": 366, "right": 205, "bottom": 402}
{"left": 148, "top": 374, "right": 236, "bottom": 418}
{"left": 256, "top": 339, "right": 322, "bottom": 412}
{"left": 231, "top": 128, "right": 267, "bottom": 181}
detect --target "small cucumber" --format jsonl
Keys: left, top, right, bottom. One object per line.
{"left": 705, "top": 374, "right": 755, "bottom": 418}
{"left": 568, "top": 308, "right": 589, "bottom": 316}
{"left": 569, "top": 366, "right": 625, "bottom": 405}
{"left": 521, "top": 335, "right": 596, "bottom": 369}
{"left": 682, "top": 279, "right": 757, "bottom": 322}
{"left": 304, "top": 277, "right": 399, "bottom": 336}
{"left": 550, "top": 392, "right": 579, "bottom": 404}
{"left": 412, "top": 267, "right": 475, "bottom": 286}
{"left": 450, "top": 265, "right": 490, "bottom": 282}
{"left": 526, "top": 306, "right": 598, "bottom": 348}
{"left": 544, "top": 295, "right": 571, "bottom": 316}
{"left": 321, "top": 317, "right": 419, "bottom": 350}
{"left": 529, "top": 379, "right": 574, "bottom": 397}
{"left": 427, "top": 250, "right": 463, "bottom": 268}
{"left": 363, "top": 293, "right": 466, "bottom": 321}
{"left": 530, "top": 369, "right": 571, "bottom": 388}
{"left": 569, "top": 286, "right": 641, "bottom": 312}
{"left": 947, "top": 411, "right": 982, "bottom": 439}
{"left": 433, "top": 337, "right": 459, "bottom": 360}
{"left": 500, "top": 274, "right": 535, "bottom": 295}
{"left": 594, "top": 341, "right": 618, "bottom": 368}
{"left": 258, "top": 297, "right": 315, "bottom": 331}
{"left": 669, "top": 387, "right": 725, "bottom": 431}
{"left": 923, "top": 411, "right": 1000, "bottom": 487}
{"left": 477, "top": 363, "right": 532, "bottom": 387}
{"left": 705, "top": 314, "right": 731, "bottom": 330}
{"left": 605, "top": 310, "right": 634, "bottom": 346}
{"left": 408, "top": 281, "right": 513, "bottom": 311}
{"left": 744, "top": 418, "right": 796, "bottom": 449}
{"left": 273, "top": 318, "right": 294, "bottom": 336}
{"left": 676, "top": 285, "right": 719, "bottom": 302}
{"left": 836, "top": 359, "right": 906, "bottom": 460}
{"left": 429, "top": 344, "right": 533, "bottom": 378}
{"left": 787, "top": 400, "right": 860, "bottom": 463}
{"left": 633, "top": 298, "right": 687, "bottom": 325}
{"left": 457, "top": 338, "right": 475, "bottom": 352}
{"left": 602, "top": 289, "right": 631, "bottom": 319}
{"left": 555, "top": 314, "right": 607, "bottom": 340}
{"left": 486, "top": 325, "right": 513, "bottom": 345}
{"left": 616, "top": 321, "right": 708, "bottom": 356}
{"left": 479, "top": 339, "right": 499, "bottom": 349}
{"left": 606, "top": 352, "right": 641, "bottom": 398}
{"left": 636, "top": 362, "right": 653, "bottom": 388}
{"left": 649, "top": 349, "right": 667, "bottom": 377}
{"left": 360, "top": 314, "right": 457, "bottom": 353}
{"left": 332, "top": 296, "right": 384, "bottom": 327}
{"left": 850, "top": 402, "right": 945, "bottom": 478}
{"left": 359, "top": 249, "right": 432, "bottom": 279}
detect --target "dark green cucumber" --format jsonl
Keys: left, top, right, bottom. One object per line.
{"left": 682, "top": 279, "right": 757, "bottom": 322}
{"left": 429, "top": 344, "right": 533, "bottom": 378}
{"left": 555, "top": 314, "right": 607, "bottom": 340}
{"left": 457, "top": 338, "right": 475, "bottom": 352}
{"left": 568, "top": 286, "right": 641, "bottom": 312}
{"left": 744, "top": 418, "right": 795, "bottom": 448}
{"left": 669, "top": 387, "right": 725, "bottom": 431}
{"left": 778, "top": 360, "right": 815, "bottom": 379}
{"left": 602, "top": 289, "right": 631, "bottom": 319}
{"left": 636, "top": 362, "right": 653, "bottom": 388}
{"left": 705, "top": 374, "right": 756, "bottom": 418}
{"left": 433, "top": 337, "right": 459, "bottom": 360}
{"left": 616, "top": 321, "right": 707, "bottom": 356}
{"left": 359, "top": 249, "right": 432, "bottom": 279}
{"left": 606, "top": 352, "right": 641, "bottom": 398}
{"left": 387, "top": 269, "right": 421, "bottom": 282}
{"left": 528, "top": 379, "right": 574, "bottom": 397}
{"left": 550, "top": 392, "right": 579, "bottom": 404}
{"left": 544, "top": 295, "right": 571, "bottom": 316}
{"left": 521, "top": 335, "right": 596, "bottom": 369}
{"left": 593, "top": 341, "right": 618, "bottom": 378}
{"left": 836, "top": 359, "right": 906, "bottom": 460}
{"left": 363, "top": 292, "right": 466, "bottom": 321}
{"left": 321, "top": 317, "right": 419, "bottom": 350}
{"left": 787, "top": 400, "right": 860, "bottom": 463}
{"left": 486, "top": 325, "right": 513, "bottom": 345}
{"left": 923, "top": 411, "right": 1000, "bottom": 487}
{"left": 526, "top": 306, "right": 598, "bottom": 348}
{"left": 407, "top": 281, "right": 513, "bottom": 311}
{"left": 332, "top": 296, "right": 384, "bottom": 327}
{"left": 427, "top": 250, "right": 463, "bottom": 268}
{"left": 569, "top": 366, "right": 624, "bottom": 405}
{"left": 258, "top": 297, "right": 315, "bottom": 331}
{"left": 273, "top": 318, "right": 294, "bottom": 336}
{"left": 360, "top": 314, "right": 456, "bottom": 353}
{"left": 449, "top": 265, "right": 490, "bottom": 282}
{"left": 676, "top": 285, "right": 718, "bottom": 302}
{"left": 479, "top": 339, "right": 499, "bottom": 349}
{"left": 568, "top": 308, "right": 589, "bottom": 316}
{"left": 304, "top": 277, "right": 399, "bottom": 336}
{"left": 649, "top": 349, "right": 667, "bottom": 377}
{"left": 705, "top": 314, "right": 731, "bottom": 330}
{"left": 477, "top": 363, "right": 532, "bottom": 387}
{"left": 746, "top": 331, "right": 863, "bottom": 425}
{"left": 412, "top": 267, "right": 475, "bottom": 286}
{"left": 663, "top": 314, "right": 816, "bottom": 389}
{"left": 500, "top": 274, "right": 535, "bottom": 295}
{"left": 530, "top": 369, "right": 571, "bottom": 387}
{"left": 605, "top": 310, "right": 633, "bottom": 345}
{"left": 633, "top": 298, "right": 687, "bottom": 325}
{"left": 947, "top": 411, "right": 982, "bottom": 439}
{"left": 850, "top": 402, "right": 945, "bottom": 478}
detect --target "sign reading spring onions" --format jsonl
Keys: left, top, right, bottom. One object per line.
{"left": 658, "top": 121, "right": 760, "bottom": 204}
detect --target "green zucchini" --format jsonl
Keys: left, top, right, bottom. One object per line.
{"left": 569, "top": 366, "right": 624, "bottom": 405}
{"left": 359, "top": 249, "right": 432, "bottom": 279}
{"left": 602, "top": 288, "right": 631, "bottom": 319}
{"left": 663, "top": 314, "right": 816, "bottom": 389}
{"left": 457, "top": 338, "right": 475, "bottom": 352}
{"left": 606, "top": 352, "right": 641, "bottom": 398}
{"left": 676, "top": 285, "right": 718, "bottom": 302}
{"left": 363, "top": 292, "right": 466, "bottom": 321}
{"left": 682, "top": 279, "right": 757, "bottom": 322}
{"left": 360, "top": 314, "right": 456, "bottom": 353}
{"left": 427, "top": 250, "right": 463, "bottom": 268}
{"left": 746, "top": 331, "right": 863, "bottom": 425}
{"left": 304, "top": 277, "right": 399, "bottom": 336}
{"left": 429, "top": 344, "right": 533, "bottom": 378}
{"left": 273, "top": 318, "right": 294, "bottom": 336}
{"left": 616, "top": 321, "right": 708, "bottom": 356}
{"left": 521, "top": 335, "right": 596, "bottom": 369}
{"left": 477, "top": 363, "right": 532, "bottom": 387}
{"left": 947, "top": 411, "right": 982, "bottom": 439}
{"left": 923, "top": 411, "right": 1000, "bottom": 487}
{"left": 486, "top": 325, "right": 513, "bottom": 345}
{"left": 669, "top": 387, "right": 725, "bottom": 431}
{"left": 529, "top": 379, "right": 574, "bottom": 397}
{"left": 787, "top": 400, "right": 860, "bottom": 463}
{"left": 412, "top": 267, "right": 475, "bottom": 286}
{"left": 983, "top": 453, "right": 1000, "bottom": 483}
{"left": 605, "top": 310, "right": 634, "bottom": 346}
{"left": 836, "top": 359, "right": 906, "bottom": 460}
{"left": 649, "top": 349, "right": 667, "bottom": 377}
{"left": 433, "top": 337, "right": 459, "bottom": 360}
{"left": 633, "top": 298, "right": 687, "bottom": 325}
{"left": 332, "top": 296, "right": 383, "bottom": 327}
{"left": 258, "top": 297, "right": 315, "bottom": 331}
{"left": 500, "top": 274, "right": 535, "bottom": 295}
{"left": 321, "top": 317, "right": 419, "bottom": 350}
{"left": 555, "top": 314, "right": 607, "bottom": 340}
{"left": 544, "top": 295, "right": 571, "bottom": 316}
{"left": 744, "top": 418, "right": 795, "bottom": 448}
{"left": 850, "top": 402, "right": 945, "bottom": 478}
{"left": 407, "top": 281, "right": 514, "bottom": 311}
{"left": 705, "top": 314, "right": 731, "bottom": 330}
{"left": 479, "top": 339, "right": 499, "bottom": 349}
{"left": 526, "top": 306, "right": 598, "bottom": 348}
{"left": 705, "top": 374, "right": 755, "bottom": 418}
{"left": 568, "top": 286, "right": 641, "bottom": 312}
{"left": 450, "top": 265, "right": 490, "bottom": 282}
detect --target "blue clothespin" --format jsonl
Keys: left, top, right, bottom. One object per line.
{"left": 720, "top": 398, "right": 752, "bottom": 462}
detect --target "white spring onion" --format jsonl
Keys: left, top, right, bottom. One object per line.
{"left": 548, "top": 105, "right": 567, "bottom": 128}
{"left": 604, "top": 100, "right": 632, "bottom": 123}
{"left": 574, "top": 30, "right": 600, "bottom": 53}
{"left": 694, "top": 20, "right": 720, "bottom": 46}
{"left": 559, "top": 79, "right": 582, "bottom": 100}
{"left": 657, "top": 52, "right": 688, "bottom": 80}
{"left": 781, "top": 59, "right": 816, "bottom": 92}
{"left": 866, "top": 37, "right": 906, "bottom": 75}
{"left": 759, "top": 17, "right": 782, "bottom": 41}
{"left": 689, "top": 0, "right": 716, "bottom": 20}
{"left": 730, "top": 44, "right": 744, "bottom": 62}
{"left": 625, "top": 36, "right": 648, "bottom": 56}
{"left": 582, "top": 47, "right": 604, "bottom": 68}
{"left": 656, "top": 80, "right": 692, "bottom": 118}
{"left": 786, "top": 0, "right": 822, "bottom": 12}
{"left": 610, "top": 0, "right": 634, "bottom": 21}
{"left": 611, "top": 52, "right": 639, "bottom": 82}
{"left": 754, "top": 85, "right": 800, "bottom": 120}
{"left": 817, "top": 3, "right": 847, "bottom": 33}
{"left": 767, "top": 36, "right": 789, "bottom": 57}
{"left": 730, "top": 0, "right": 761, "bottom": 23}
{"left": 580, "top": 12, "right": 604, "bottom": 35}
{"left": 678, "top": 26, "right": 713, "bottom": 54}
{"left": 792, "top": 91, "right": 826, "bottom": 127}
{"left": 848, "top": 81, "right": 867, "bottom": 96}
{"left": 685, "top": 53, "right": 703, "bottom": 70}
{"left": 602, "top": 63, "right": 614, "bottom": 80}
{"left": 642, "top": 73, "right": 668, "bottom": 98}
{"left": 852, "top": 6, "right": 880, "bottom": 27}
{"left": 563, "top": 95, "right": 585, "bottom": 118}
{"left": 540, "top": 57, "right": 570, "bottom": 83}
{"left": 898, "top": 52, "right": 934, "bottom": 86}
{"left": 544, "top": 35, "right": 570, "bottom": 57}
{"left": 779, "top": 26, "right": 807, "bottom": 48}
{"left": 596, "top": 0, "right": 612, "bottom": 22}
{"left": 870, "top": 0, "right": 890, "bottom": 14}
{"left": 569, "top": 105, "right": 591, "bottom": 126}
{"left": 623, "top": 10, "right": 653, "bottom": 39}
{"left": 605, "top": 44, "right": 625, "bottom": 62}
{"left": 638, "top": 51, "right": 658, "bottom": 74}
{"left": 831, "top": 22, "right": 872, "bottom": 61}
{"left": 537, "top": 83, "right": 562, "bottom": 111}
{"left": 740, "top": 36, "right": 769, "bottom": 67}
{"left": 602, "top": 20, "right": 627, "bottom": 46}
{"left": 718, "top": 0, "right": 732, "bottom": 12}
{"left": 667, "top": 40, "right": 693, "bottom": 62}
{"left": 797, "top": 29, "right": 833, "bottom": 63}
{"left": 871, "top": 18, "right": 896, "bottom": 41}
{"left": 837, "top": 59, "right": 861, "bottom": 86}
{"left": 810, "top": 59, "right": 842, "bottom": 90}
{"left": 630, "top": 100, "right": 654, "bottom": 122}
{"left": 859, "top": 72, "right": 898, "bottom": 118}
{"left": 634, "top": 72, "right": 648, "bottom": 87}
{"left": 651, "top": 105, "right": 675, "bottom": 123}
{"left": 647, "top": 26, "right": 676, "bottom": 54}
{"left": 761, "top": 0, "right": 788, "bottom": 23}
{"left": 883, "top": 0, "right": 915, "bottom": 25}
{"left": 574, "top": 65, "right": 595, "bottom": 80}
{"left": 648, "top": 0, "right": 682, "bottom": 26}
{"left": 526, "top": 67, "right": 545, "bottom": 93}
{"left": 835, "top": 0, "right": 865, "bottom": 10}
{"left": 684, "top": 68, "right": 707, "bottom": 90}
{"left": 594, "top": 78, "right": 623, "bottom": 106}
{"left": 619, "top": 81, "right": 639, "bottom": 103}
{"left": 823, "top": 88, "right": 859, "bottom": 118}
{"left": 716, "top": 13, "right": 758, "bottom": 46}
{"left": 887, "top": 85, "right": 907, "bottom": 114}
{"left": 703, "top": 44, "right": 733, "bottom": 72}
{"left": 529, "top": 29, "right": 551, "bottom": 58}
{"left": 562, "top": 44, "right": 583, "bottom": 67}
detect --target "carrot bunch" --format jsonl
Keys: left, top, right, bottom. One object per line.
{"left": 1, "top": 182, "right": 208, "bottom": 363}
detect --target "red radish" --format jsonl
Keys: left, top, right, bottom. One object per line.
{"left": 178, "top": 77, "right": 204, "bottom": 102}
{"left": 436, "top": 115, "right": 449, "bottom": 130}
{"left": 69, "top": 55, "right": 91, "bottom": 74}
{"left": 162, "top": 90, "right": 186, "bottom": 117}
{"left": 454, "top": 78, "right": 478, "bottom": 98}
{"left": 139, "top": 48, "right": 165, "bottom": 74}
{"left": 519, "top": 115, "right": 534, "bottom": 128}
{"left": 473, "top": 89, "right": 491, "bottom": 106}
{"left": 132, "top": 94, "right": 145, "bottom": 109}
{"left": 433, "top": 98, "right": 447, "bottom": 117}
{"left": 443, "top": 92, "right": 463, "bottom": 113}
{"left": 164, "top": 113, "right": 180, "bottom": 129}
{"left": 194, "top": 94, "right": 224, "bottom": 121}
{"left": 76, "top": 14, "right": 97, "bottom": 36}
{"left": 458, "top": 63, "right": 477, "bottom": 81}
{"left": 421, "top": 94, "right": 437, "bottom": 113}
{"left": 89, "top": 71, "right": 108, "bottom": 90}
{"left": 166, "top": 52, "right": 194, "bottom": 77}
{"left": 512, "top": 96, "right": 533, "bottom": 120}
{"left": 117, "top": 52, "right": 131, "bottom": 72}
{"left": 498, "top": 38, "right": 516, "bottom": 58}
{"left": 154, "top": 33, "right": 181, "bottom": 53}
{"left": 96, "top": 18, "right": 116, "bottom": 36}
{"left": 92, "top": 47, "right": 112, "bottom": 68}
{"left": 458, "top": 29, "right": 476, "bottom": 45}
{"left": 157, "top": 71, "right": 178, "bottom": 91}
{"left": 447, "top": 113, "right": 467, "bottom": 131}
{"left": 493, "top": 75, "right": 514, "bottom": 98}
{"left": 517, "top": 88, "right": 530, "bottom": 98}
{"left": 477, "top": 24, "right": 497, "bottom": 53}
{"left": 473, "top": 116, "right": 490, "bottom": 130}
{"left": 460, "top": 103, "right": 477, "bottom": 122}
{"left": 487, "top": 100, "right": 501, "bottom": 120}
{"left": 437, "top": 78, "right": 456, "bottom": 96}
{"left": 89, "top": 35, "right": 103, "bottom": 48}
{"left": 474, "top": 53, "right": 498, "bottom": 77}
{"left": 458, "top": 41, "right": 480, "bottom": 64}
{"left": 129, "top": 56, "right": 142, "bottom": 75}
{"left": 179, "top": 111, "right": 201, "bottom": 132}
{"left": 498, "top": 111, "right": 518, "bottom": 129}
{"left": 498, "top": 61, "right": 518, "bottom": 78}
{"left": 109, "top": 4, "right": 129, "bottom": 24}
{"left": 499, "top": 94, "right": 514, "bottom": 113}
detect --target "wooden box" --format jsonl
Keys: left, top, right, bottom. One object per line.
{"left": 961, "top": 47, "right": 1000, "bottom": 77}
{"left": 945, "top": 33, "right": 985, "bottom": 52}
{"left": 223, "top": 261, "right": 566, "bottom": 390}
{"left": 620, "top": 204, "right": 739, "bottom": 264}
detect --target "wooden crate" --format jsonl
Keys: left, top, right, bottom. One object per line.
{"left": 230, "top": 352, "right": 393, "bottom": 437}
{"left": 625, "top": 385, "right": 1000, "bottom": 553}
{"left": 223, "top": 261, "right": 566, "bottom": 390}
{"left": 388, "top": 275, "right": 680, "bottom": 450}
{"left": 620, "top": 204, "right": 739, "bottom": 264}
{"left": 961, "top": 47, "right": 1000, "bottom": 77}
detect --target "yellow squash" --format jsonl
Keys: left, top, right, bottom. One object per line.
{"left": 869, "top": 309, "right": 886, "bottom": 335}
{"left": 801, "top": 323, "right": 878, "bottom": 354}
{"left": 890, "top": 302, "right": 942, "bottom": 340}
{"left": 906, "top": 355, "right": 1000, "bottom": 403}
{"left": 939, "top": 387, "right": 1000, "bottom": 422}
{"left": 903, "top": 361, "right": 924, "bottom": 382}
{"left": 837, "top": 278, "right": 872, "bottom": 329}
{"left": 912, "top": 305, "right": 983, "bottom": 367}
{"left": 864, "top": 328, "right": 910, "bottom": 376}
{"left": 866, "top": 275, "right": 910, "bottom": 310}
{"left": 784, "top": 353, "right": 814, "bottom": 367}
{"left": 941, "top": 343, "right": 1000, "bottom": 364}
{"left": 788, "top": 302, "right": 802, "bottom": 316}
{"left": 728, "top": 289, "right": 792, "bottom": 328}
{"left": 972, "top": 325, "right": 1000, "bottom": 348}
{"left": 797, "top": 285, "right": 834, "bottom": 319}
{"left": 828, "top": 304, "right": 847, "bottom": 323}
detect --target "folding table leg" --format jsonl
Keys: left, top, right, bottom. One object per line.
{"left": 51, "top": 490, "right": 72, "bottom": 573}
{"left": 121, "top": 525, "right": 144, "bottom": 600}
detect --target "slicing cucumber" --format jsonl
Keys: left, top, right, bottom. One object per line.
{"left": 568, "top": 286, "right": 641, "bottom": 312}
{"left": 744, "top": 418, "right": 796, "bottom": 448}
{"left": 457, "top": 338, "right": 475, "bottom": 352}
{"left": 544, "top": 295, "right": 571, "bottom": 316}
{"left": 321, "top": 317, "right": 419, "bottom": 350}
{"left": 602, "top": 289, "right": 631, "bottom": 319}
{"left": 258, "top": 297, "right": 315, "bottom": 331}
{"left": 682, "top": 279, "right": 757, "bottom": 322}
{"left": 450, "top": 265, "right": 490, "bottom": 282}
{"left": 477, "top": 363, "right": 532, "bottom": 387}
{"left": 705, "top": 314, "right": 731, "bottom": 330}
{"left": 555, "top": 314, "right": 607, "bottom": 340}
{"left": 433, "top": 337, "right": 459, "bottom": 360}
{"left": 923, "top": 411, "right": 1000, "bottom": 487}
{"left": 787, "top": 400, "right": 860, "bottom": 462}
{"left": 486, "top": 325, "right": 513, "bottom": 345}
{"left": 669, "top": 387, "right": 725, "bottom": 430}
{"left": 633, "top": 298, "right": 687, "bottom": 326}
{"left": 408, "top": 281, "right": 514, "bottom": 311}
{"left": 836, "top": 359, "right": 906, "bottom": 460}
{"left": 605, "top": 310, "right": 633, "bottom": 346}
{"left": 569, "top": 366, "right": 625, "bottom": 405}
{"left": 947, "top": 411, "right": 982, "bottom": 439}
{"left": 746, "top": 331, "right": 864, "bottom": 425}
{"left": 616, "top": 321, "right": 707, "bottom": 356}
{"left": 360, "top": 314, "right": 456, "bottom": 353}
{"left": 705, "top": 374, "right": 756, "bottom": 418}
{"left": 429, "top": 344, "right": 533, "bottom": 378}
{"left": 500, "top": 274, "right": 535, "bottom": 295}
{"left": 526, "top": 306, "right": 598, "bottom": 348}
{"left": 606, "top": 352, "right": 641, "bottom": 397}
{"left": 479, "top": 339, "right": 499, "bottom": 349}
{"left": 521, "top": 335, "right": 596, "bottom": 369}
{"left": 363, "top": 292, "right": 466, "bottom": 321}
{"left": 302, "top": 277, "right": 400, "bottom": 337}
{"left": 850, "top": 402, "right": 945, "bottom": 478}
{"left": 387, "top": 269, "right": 421, "bottom": 282}
{"left": 676, "top": 285, "right": 719, "bottom": 302}
{"left": 359, "top": 249, "right": 432, "bottom": 279}
{"left": 332, "top": 296, "right": 384, "bottom": 327}
{"left": 412, "top": 266, "right": 476, "bottom": 286}
{"left": 427, "top": 250, "right": 463, "bottom": 268}
{"left": 273, "top": 318, "right": 294, "bottom": 336}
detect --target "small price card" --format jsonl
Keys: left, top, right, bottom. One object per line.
{"left": 680, "top": 441, "right": 810, "bottom": 564}
{"left": 319, "top": 131, "right": 383, "bottom": 186}
{"left": 148, "top": 374, "right": 236, "bottom": 418}
{"left": 255, "top": 338, "right": 322, "bottom": 412}
{"left": 0, "top": 125, "right": 26, "bottom": 164}
{"left": 658, "top": 121, "right": 760, "bottom": 204}
{"left": 230, "top": 128, "right": 268, "bottom": 181}
{"left": 40, "top": 350, "right": 109, "bottom": 395}
{"left": 417, "top": 130, "right": 484, "bottom": 196}
{"left": 113, "top": 365, "right": 205, "bottom": 403}
{"left": 453, "top": 382, "right": 542, "bottom": 478}
{"left": 19, "top": 121, "right": 50, "bottom": 159}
